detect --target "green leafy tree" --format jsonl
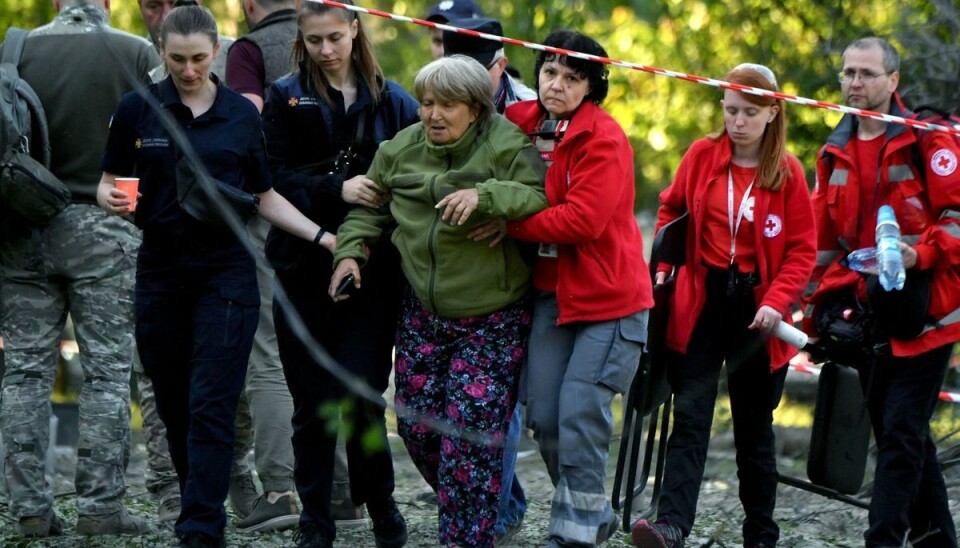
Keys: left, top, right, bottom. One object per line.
{"left": 2, "top": 0, "right": 955, "bottom": 210}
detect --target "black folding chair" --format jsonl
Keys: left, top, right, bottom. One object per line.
{"left": 612, "top": 213, "right": 688, "bottom": 531}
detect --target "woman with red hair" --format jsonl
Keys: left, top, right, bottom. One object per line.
{"left": 631, "top": 64, "right": 816, "bottom": 548}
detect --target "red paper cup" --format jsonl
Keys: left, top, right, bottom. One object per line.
{"left": 115, "top": 178, "right": 139, "bottom": 212}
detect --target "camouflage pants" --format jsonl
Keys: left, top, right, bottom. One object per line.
{"left": 0, "top": 204, "right": 138, "bottom": 517}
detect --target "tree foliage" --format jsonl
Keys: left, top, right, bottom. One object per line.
{"left": 2, "top": 0, "right": 957, "bottom": 211}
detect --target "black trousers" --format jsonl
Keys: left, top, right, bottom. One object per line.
{"left": 273, "top": 243, "right": 403, "bottom": 540}
{"left": 861, "top": 343, "right": 957, "bottom": 548}
{"left": 658, "top": 268, "right": 786, "bottom": 546}
{"left": 135, "top": 246, "right": 259, "bottom": 539}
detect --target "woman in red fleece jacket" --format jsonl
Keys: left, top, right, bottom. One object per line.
{"left": 631, "top": 64, "right": 815, "bottom": 548}
{"left": 496, "top": 30, "right": 653, "bottom": 547}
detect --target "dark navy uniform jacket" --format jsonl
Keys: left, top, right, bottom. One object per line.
{"left": 102, "top": 74, "right": 272, "bottom": 255}
{"left": 261, "top": 68, "right": 419, "bottom": 272}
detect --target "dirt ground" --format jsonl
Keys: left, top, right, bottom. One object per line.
{"left": 1, "top": 403, "right": 957, "bottom": 548}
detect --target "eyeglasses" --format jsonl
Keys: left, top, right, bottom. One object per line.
{"left": 837, "top": 69, "right": 892, "bottom": 84}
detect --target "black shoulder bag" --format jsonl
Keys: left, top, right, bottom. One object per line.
{"left": 175, "top": 154, "right": 260, "bottom": 232}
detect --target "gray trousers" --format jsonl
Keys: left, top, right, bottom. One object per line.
{"left": 524, "top": 292, "right": 647, "bottom": 546}
{"left": 0, "top": 205, "right": 137, "bottom": 517}
{"left": 231, "top": 216, "right": 295, "bottom": 494}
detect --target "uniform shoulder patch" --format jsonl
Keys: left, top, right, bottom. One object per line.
{"left": 931, "top": 148, "right": 958, "bottom": 177}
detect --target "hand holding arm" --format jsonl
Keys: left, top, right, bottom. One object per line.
{"left": 342, "top": 175, "right": 389, "bottom": 209}
{"left": 468, "top": 218, "right": 507, "bottom": 247}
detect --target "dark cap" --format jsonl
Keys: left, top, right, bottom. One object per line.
{"left": 426, "top": 0, "right": 484, "bottom": 23}
{"left": 443, "top": 17, "right": 502, "bottom": 68}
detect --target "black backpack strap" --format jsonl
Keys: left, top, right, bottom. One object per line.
{"left": 2, "top": 27, "right": 29, "bottom": 67}
{"left": 2, "top": 27, "right": 52, "bottom": 167}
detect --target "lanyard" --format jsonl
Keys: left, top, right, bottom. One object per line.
{"left": 727, "top": 168, "right": 755, "bottom": 265}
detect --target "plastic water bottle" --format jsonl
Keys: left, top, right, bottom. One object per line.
{"left": 846, "top": 247, "right": 878, "bottom": 275}
{"left": 875, "top": 205, "right": 905, "bottom": 291}
{"left": 773, "top": 321, "right": 809, "bottom": 349}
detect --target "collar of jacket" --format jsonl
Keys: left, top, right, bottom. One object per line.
{"left": 548, "top": 101, "right": 604, "bottom": 150}
{"left": 826, "top": 92, "right": 914, "bottom": 150}
{"left": 251, "top": 8, "right": 298, "bottom": 32}
{"left": 57, "top": 2, "right": 108, "bottom": 26}
{"left": 158, "top": 73, "right": 230, "bottom": 122}
{"left": 706, "top": 133, "right": 738, "bottom": 181}
{"left": 423, "top": 116, "right": 484, "bottom": 158}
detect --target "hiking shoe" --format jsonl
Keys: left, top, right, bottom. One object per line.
{"left": 228, "top": 471, "right": 260, "bottom": 519}
{"left": 157, "top": 489, "right": 181, "bottom": 525}
{"left": 293, "top": 521, "right": 333, "bottom": 548}
{"left": 332, "top": 498, "right": 369, "bottom": 530}
{"left": 18, "top": 511, "right": 63, "bottom": 538}
{"left": 496, "top": 516, "right": 523, "bottom": 546}
{"left": 177, "top": 531, "right": 227, "bottom": 548}
{"left": 237, "top": 492, "right": 300, "bottom": 533}
{"left": 76, "top": 506, "right": 152, "bottom": 535}
{"left": 631, "top": 519, "right": 685, "bottom": 548}
{"left": 369, "top": 496, "right": 408, "bottom": 548}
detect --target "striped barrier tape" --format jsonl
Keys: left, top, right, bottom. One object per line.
{"left": 311, "top": 0, "right": 960, "bottom": 136}
{"left": 312, "top": 0, "right": 960, "bottom": 402}
{"left": 788, "top": 361, "right": 960, "bottom": 403}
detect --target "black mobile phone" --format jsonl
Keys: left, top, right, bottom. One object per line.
{"left": 334, "top": 274, "right": 355, "bottom": 297}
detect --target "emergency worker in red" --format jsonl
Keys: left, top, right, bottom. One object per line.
{"left": 491, "top": 30, "right": 653, "bottom": 547}
{"left": 803, "top": 37, "right": 959, "bottom": 547}
{"left": 632, "top": 64, "right": 815, "bottom": 548}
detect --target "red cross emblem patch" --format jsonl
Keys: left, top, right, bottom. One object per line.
{"left": 763, "top": 214, "right": 782, "bottom": 238}
{"left": 931, "top": 149, "right": 957, "bottom": 176}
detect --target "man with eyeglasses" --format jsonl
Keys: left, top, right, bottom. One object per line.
{"left": 805, "top": 37, "right": 960, "bottom": 548}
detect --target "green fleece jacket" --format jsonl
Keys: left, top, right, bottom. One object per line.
{"left": 334, "top": 114, "right": 547, "bottom": 318}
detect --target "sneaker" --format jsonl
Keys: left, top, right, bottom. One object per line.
{"left": 631, "top": 519, "right": 685, "bottom": 548}
{"left": 495, "top": 516, "right": 523, "bottom": 546}
{"left": 293, "top": 521, "right": 333, "bottom": 548}
{"left": 228, "top": 471, "right": 260, "bottom": 519}
{"left": 157, "top": 490, "right": 181, "bottom": 525}
{"left": 237, "top": 492, "right": 300, "bottom": 533}
{"left": 18, "top": 511, "right": 63, "bottom": 538}
{"left": 76, "top": 506, "right": 153, "bottom": 535}
{"left": 178, "top": 531, "right": 227, "bottom": 548}
{"left": 368, "top": 496, "right": 408, "bottom": 548}
{"left": 332, "top": 498, "right": 369, "bottom": 530}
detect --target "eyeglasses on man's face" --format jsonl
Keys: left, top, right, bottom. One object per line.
{"left": 838, "top": 68, "right": 892, "bottom": 84}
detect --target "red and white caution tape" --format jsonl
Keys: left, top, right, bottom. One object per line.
{"left": 310, "top": 0, "right": 960, "bottom": 136}
{"left": 788, "top": 361, "right": 960, "bottom": 404}
{"left": 939, "top": 390, "right": 960, "bottom": 404}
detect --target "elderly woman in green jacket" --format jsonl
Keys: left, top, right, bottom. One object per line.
{"left": 330, "top": 55, "right": 546, "bottom": 548}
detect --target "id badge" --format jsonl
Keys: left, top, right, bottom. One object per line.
{"left": 538, "top": 243, "right": 558, "bottom": 258}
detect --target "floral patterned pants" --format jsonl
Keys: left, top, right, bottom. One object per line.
{"left": 394, "top": 291, "right": 531, "bottom": 547}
